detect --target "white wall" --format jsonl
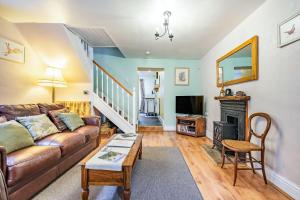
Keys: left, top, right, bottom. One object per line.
{"left": 0, "top": 17, "right": 51, "bottom": 104}
{"left": 200, "top": 0, "right": 300, "bottom": 198}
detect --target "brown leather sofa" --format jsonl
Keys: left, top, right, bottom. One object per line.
{"left": 0, "top": 103, "right": 101, "bottom": 200}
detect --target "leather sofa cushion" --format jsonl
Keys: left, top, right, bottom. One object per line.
{"left": 74, "top": 125, "right": 99, "bottom": 143}
{"left": 48, "top": 108, "right": 69, "bottom": 132}
{"left": 37, "top": 103, "right": 65, "bottom": 115}
{"left": 6, "top": 146, "right": 61, "bottom": 187}
{"left": 36, "top": 133, "right": 86, "bottom": 156}
{"left": 0, "top": 104, "right": 41, "bottom": 121}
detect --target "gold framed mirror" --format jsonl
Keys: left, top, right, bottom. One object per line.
{"left": 216, "top": 36, "right": 258, "bottom": 87}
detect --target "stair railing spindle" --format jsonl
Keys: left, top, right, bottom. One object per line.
{"left": 132, "top": 87, "right": 136, "bottom": 130}
{"left": 101, "top": 70, "right": 104, "bottom": 98}
{"left": 122, "top": 89, "right": 125, "bottom": 118}
{"left": 117, "top": 85, "right": 119, "bottom": 114}
{"left": 111, "top": 79, "right": 114, "bottom": 109}
{"left": 96, "top": 65, "right": 99, "bottom": 96}
{"left": 106, "top": 74, "right": 109, "bottom": 103}
{"left": 127, "top": 93, "right": 130, "bottom": 123}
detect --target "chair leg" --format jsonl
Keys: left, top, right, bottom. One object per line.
{"left": 233, "top": 152, "right": 238, "bottom": 186}
{"left": 248, "top": 152, "right": 256, "bottom": 174}
{"left": 221, "top": 145, "right": 225, "bottom": 168}
{"left": 261, "top": 151, "right": 268, "bottom": 184}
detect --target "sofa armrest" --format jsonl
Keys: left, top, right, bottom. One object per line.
{"left": 82, "top": 116, "right": 101, "bottom": 127}
{"left": 0, "top": 146, "right": 7, "bottom": 179}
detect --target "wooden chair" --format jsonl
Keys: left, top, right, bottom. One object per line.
{"left": 221, "top": 112, "right": 271, "bottom": 186}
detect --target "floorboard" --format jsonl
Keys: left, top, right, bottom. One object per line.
{"left": 136, "top": 131, "right": 292, "bottom": 200}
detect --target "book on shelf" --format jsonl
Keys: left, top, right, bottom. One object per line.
{"left": 177, "top": 125, "right": 196, "bottom": 134}
{"left": 98, "top": 151, "right": 126, "bottom": 162}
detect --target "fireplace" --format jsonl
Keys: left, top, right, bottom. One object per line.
{"left": 213, "top": 96, "right": 250, "bottom": 151}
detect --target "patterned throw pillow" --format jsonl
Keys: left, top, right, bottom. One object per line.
{"left": 48, "top": 108, "right": 69, "bottom": 132}
{"left": 17, "top": 114, "right": 59, "bottom": 140}
{"left": 0, "top": 116, "right": 7, "bottom": 123}
{"left": 0, "top": 120, "right": 34, "bottom": 153}
{"left": 58, "top": 112, "right": 85, "bottom": 131}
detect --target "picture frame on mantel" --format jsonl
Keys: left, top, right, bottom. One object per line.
{"left": 0, "top": 36, "right": 25, "bottom": 63}
{"left": 175, "top": 68, "right": 189, "bottom": 86}
{"left": 278, "top": 11, "right": 300, "bottom": 48}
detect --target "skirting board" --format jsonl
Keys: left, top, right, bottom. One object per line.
{"left": 206, "top": 129, "right": 300, "bottom": 199}
{"left": 250, "top": 163, "right": 300, "bottom": 199}
{"left": 163, "top": 125, "right": 176, "bottom": 131}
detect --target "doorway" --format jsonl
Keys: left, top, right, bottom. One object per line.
{"left": 137, "top": 68, "right": 164, "bottom": 128}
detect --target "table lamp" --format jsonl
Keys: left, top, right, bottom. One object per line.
{"left": 38, "top": 66, "right": 67, "bottom": 103}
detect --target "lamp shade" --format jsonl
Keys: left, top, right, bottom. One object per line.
{"left": 38, "top": 67, "right": 67, "bottom": 88}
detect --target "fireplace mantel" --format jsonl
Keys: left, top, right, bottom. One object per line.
{"left": 214, "top": 96, "right": 250, "bottom": 101}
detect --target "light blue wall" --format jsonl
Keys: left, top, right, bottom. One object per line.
{"left": 94, "top": 53, "right": 202, "bottom": 128}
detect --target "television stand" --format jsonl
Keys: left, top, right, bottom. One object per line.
{"left": 176, "top": 115, "right": 206, "bottom": 137}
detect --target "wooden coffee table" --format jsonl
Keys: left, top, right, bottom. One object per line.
{"left": 80, "top": 134, "right": 143, "bottom": 200}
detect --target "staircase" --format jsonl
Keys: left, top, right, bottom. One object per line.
{"left": 92, "top": 60, "right": 137, "bottom": 133}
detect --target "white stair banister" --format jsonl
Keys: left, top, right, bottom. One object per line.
{"left": 92, "top": 60, "right": 136, "bottom": 133}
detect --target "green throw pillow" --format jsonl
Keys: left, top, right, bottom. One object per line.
{"left": 0, "top": 120, "right": 34, "bottom": 153}
{"left": 17, "top": 114, "right": 59, "bottom": 140}
{"left": 58, "top": 113, "right": 85, "bottom": 131}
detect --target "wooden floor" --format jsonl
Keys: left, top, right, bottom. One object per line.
{"left": 132, "top": 131, "right": 291, "bottom": 200}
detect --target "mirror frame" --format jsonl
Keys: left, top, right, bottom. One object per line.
{"left": 216, "top": 36, "right": 258, "bottom": 87}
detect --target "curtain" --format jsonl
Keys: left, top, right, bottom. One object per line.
{"left": 140, "top": 79, "right": 145, "bottom": 112}
{"left": 57, "top": 101, "right": 91, "bottom": 117}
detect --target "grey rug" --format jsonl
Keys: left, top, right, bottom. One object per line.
{"left": 139, "top": 115, "right": 162, "bottom": 126}
{"left": 33, "top": 147, "right": 203, "bottom": 200}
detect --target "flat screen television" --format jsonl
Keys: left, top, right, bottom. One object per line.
{"left": 176, "top": 96, "right": 204, "bottom": 115}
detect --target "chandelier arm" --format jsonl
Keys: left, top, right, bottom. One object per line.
{"left": 156, "top": 25, "right": 167, "bottom": 38}
{"left": 154, "top": 10, "right": 174, "bottom": 41}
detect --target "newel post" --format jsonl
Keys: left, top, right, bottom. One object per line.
{"left": 132, "top": 87, "right": 136, "bottom": 132}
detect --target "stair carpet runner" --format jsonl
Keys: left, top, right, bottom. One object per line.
{"left": 85, "top": 133, "right": 137, "bottom": 171}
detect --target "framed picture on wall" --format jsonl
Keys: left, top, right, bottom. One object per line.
{"left": 0, "top": 37, "right": 25, "bottom": 63}
{"left": 175, "top": 68, "right": 189, "bottom": 86}
{"left": 278, "top": 11, "right": 300, "bottom": 47}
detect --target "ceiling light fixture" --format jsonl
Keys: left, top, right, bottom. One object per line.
{"left": 154, "top": 11, "right": 174, "bottom": 41}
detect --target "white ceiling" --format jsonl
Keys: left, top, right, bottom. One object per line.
{"left": 0, "top": 0, "right": 265, "bottom": 59}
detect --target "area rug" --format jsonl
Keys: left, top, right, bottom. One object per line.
{"left": 33, "top": 147, "right": 203, "bottom": 200}
{"left": 201, "top": 144, "right": 230, "bottom": 165}
{"left": 139, "top": 114, "right": 162, "bottom": 126}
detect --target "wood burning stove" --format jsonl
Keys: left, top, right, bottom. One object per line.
{"left": 213, "top": 99, "right": 248, "bottom": 151}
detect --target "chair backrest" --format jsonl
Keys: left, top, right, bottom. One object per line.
{"left": 248, "top": 112, "right": 271, "bottom": 149}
